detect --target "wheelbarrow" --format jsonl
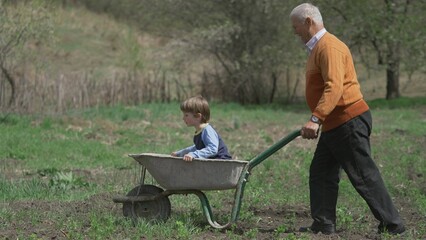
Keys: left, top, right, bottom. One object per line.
{"left": 113, "top": 129, "right": 300, "bottom": 229}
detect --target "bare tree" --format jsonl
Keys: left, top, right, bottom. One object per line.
{"left": 323, "top": 0, "right": 426, "bottom": 99}
{"left": 148, "top": 0, "right": 304, "bottom": 104}
{"left": 78, "top": 0, "right": 307, "bottom": 104}
{"left": 0, "top": 0, "right": 53, "bottom": 108}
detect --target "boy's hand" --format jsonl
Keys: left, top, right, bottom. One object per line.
{"left": 183, "top": 154, "right": 194, "bottom": 162}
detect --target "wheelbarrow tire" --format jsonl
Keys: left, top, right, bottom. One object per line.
{"left": 123, "top": 184, "right": 171, "bottom": 222}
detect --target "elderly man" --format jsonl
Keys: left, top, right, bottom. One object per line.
{"left": 289, "top": 3, "right": 405, "bottom": 235}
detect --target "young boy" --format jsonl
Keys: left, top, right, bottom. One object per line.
{"left": 171, "top": 96, "right": 232, "bottom": 161}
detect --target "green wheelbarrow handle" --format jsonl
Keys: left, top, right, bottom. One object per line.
{"left": 248, "top": 129, "right": 301, "bottom": 170}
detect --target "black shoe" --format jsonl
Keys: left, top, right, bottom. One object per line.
{"left": 378, "top": 224, "right": 406, "bottom": 235}
{"left": 299, "top": 223, "right": 336, "bottom": 235}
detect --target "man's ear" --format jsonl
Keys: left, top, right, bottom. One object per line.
{"left": 305, "top": 17, "right": 313, "bottom": 26}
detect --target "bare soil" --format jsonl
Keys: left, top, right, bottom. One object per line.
{"left": 1, "top": 168, "right": 422, "bottom": 240}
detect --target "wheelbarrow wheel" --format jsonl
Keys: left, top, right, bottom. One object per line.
{"left": 123, "top": 184, "right": 171, "bottom": 222}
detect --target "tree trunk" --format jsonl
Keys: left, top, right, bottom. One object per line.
{"left": 1, "top": 65, "right": 16, "bottom": 107}
{"left": 269, "top": 72, "right": 277, "bottom": 104}
{"left": 386, "top": 65, "right": 400, "bottom": 99}
{"left": 386, "top": 44, "right": 401, "bottom": 99}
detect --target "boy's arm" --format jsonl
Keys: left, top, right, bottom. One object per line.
{"left": 174, "top": 145, "right": 196, "bottom": 157}
{"left": 189, "top": 126, "right": 219, "bottom": 159}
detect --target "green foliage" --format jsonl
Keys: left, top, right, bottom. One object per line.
{"left": 336, "top": 206, "right": 354, "bottom": 229}
{"left": 173, "top": 220, "right": 200, "bottom": 239}
{"left": 75, "top": 0, "right": 425, "bottom": 103}
{"left": 77, "top": 0, "right": 306, "bottom": 104}
{"left": 320, "top": 0, "right": 426, "bottom": 98}
{"left": 48, "top": 171, "right": 91, "bottom": 191}
{"left": 244, "top": 227, "right": 259, "bottom": 239}
{"left": 275, "top": 224, "right": 288, "bottom": 235}
{"left": 181, "top": 0, "right": 304, "bottom": 103}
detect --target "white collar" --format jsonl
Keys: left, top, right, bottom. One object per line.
{"left": 306, "top": 28, "right": 327, "bottom": 54}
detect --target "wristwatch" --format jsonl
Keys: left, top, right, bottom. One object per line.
{"left": 310, "top": 115, "right": 321, "bottom": 124}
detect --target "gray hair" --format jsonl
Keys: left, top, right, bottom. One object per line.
{"left": 290, "top": 3, "right": 323, "bottom": 24}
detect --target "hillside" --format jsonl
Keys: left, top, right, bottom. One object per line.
{"left": 3, "top": 2, "right": 425, "bottom": 113}
{"left": 42, "top": 5, "right": 426, "bottom": 98}
{"left": 6, "top": 4, "right": 176, "bottom": 113}
{"left": 38, "top": 6, "right": 164, "bottom": 75}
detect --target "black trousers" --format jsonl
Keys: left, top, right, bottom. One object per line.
{"left": 309, "top": 110, "right": 403, "bottom": 229}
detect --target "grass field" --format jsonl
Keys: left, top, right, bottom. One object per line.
{"left": 1, "top": 97, "right": 425, "bottom": 239}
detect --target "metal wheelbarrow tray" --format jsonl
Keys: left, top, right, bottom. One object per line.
{"left": 131, "top": 153, "right": 247, "bottom": 190}
{"left": 113, "top": 129, "right": 300, "bottom": 229}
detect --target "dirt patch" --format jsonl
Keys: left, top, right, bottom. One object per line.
{"left": 1, "top": 193, "right": 115, "bottom": 239}
{"left": 2, "top": 190, "right": 422, "bottom": 239}
{"left": 1, "top": 160, "right": 424, "bottom": 239}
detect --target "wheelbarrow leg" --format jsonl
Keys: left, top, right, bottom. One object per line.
{"left": 194, "top": 191, "right": 235, "bottom": 229}
{"left": 171, "top": 170, "right": 250, "bottom": 229}
{"left": 173, "top": 190, "right": 236, "bottom": 229}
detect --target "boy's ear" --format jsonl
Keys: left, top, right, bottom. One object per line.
{"left": 195, "top": 113, "right": 202, "bottom": 118}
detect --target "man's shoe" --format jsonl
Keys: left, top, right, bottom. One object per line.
{"left": 299, "top": 223, "right": 336, "bottom": 235}
{"left": 378, "top": 224, "right": 406, "bottom": 235}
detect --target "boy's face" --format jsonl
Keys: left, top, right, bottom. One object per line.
{"left": 182, "top": 112, "right": 201, "bottom": 127}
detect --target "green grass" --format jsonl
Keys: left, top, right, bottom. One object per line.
{"left": 1, "top": 97, "right": 425, "bottom": 239}
{"left": 368, "top": 96, "right": 426, "bottom": 109}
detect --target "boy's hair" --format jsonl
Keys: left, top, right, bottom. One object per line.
{"left": 180, "top": 96, "right": 210, "bottom": 123}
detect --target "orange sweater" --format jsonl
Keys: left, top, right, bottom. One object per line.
{"left": 306, "top": 32, "right": 369, "bottom": 132}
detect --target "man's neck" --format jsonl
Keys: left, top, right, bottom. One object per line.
{"left": 309, "top": 24, "right": 325, "bottom": 39}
